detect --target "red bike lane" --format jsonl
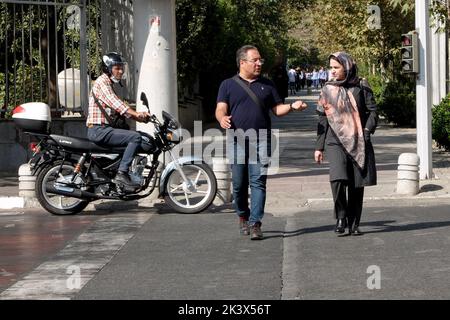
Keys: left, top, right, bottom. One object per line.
{"left": 0, "top": 209, "right": 101, "bottom": 293}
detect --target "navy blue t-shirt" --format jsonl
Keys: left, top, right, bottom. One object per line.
{"left": 216, "top": 75, "right": 282, "bottom": 131}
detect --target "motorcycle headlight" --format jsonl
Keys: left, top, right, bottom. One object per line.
{"left": 166, "top": 129, "right": 182, "bottom": 143}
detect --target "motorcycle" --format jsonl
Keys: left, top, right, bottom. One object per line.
{"left": 12, "top": 92, "right": 217, "bottom": 215}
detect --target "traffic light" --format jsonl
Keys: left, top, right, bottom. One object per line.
{"left": 401, "top": 31, "right": 419, "bottom": 74}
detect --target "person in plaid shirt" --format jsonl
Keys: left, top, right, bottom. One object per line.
{"left": 86, "top": 52, "right": 150, "bottom": 187}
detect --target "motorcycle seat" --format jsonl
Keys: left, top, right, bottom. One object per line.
{"left": 49, "top": 134, "right": 126, "bottom": 153}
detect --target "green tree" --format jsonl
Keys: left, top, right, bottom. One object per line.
{"left": 296, "top": 0, "right": 414, "bottom": 77}
{"left": 175, "top": 0, "right": 309, "bottom": 119}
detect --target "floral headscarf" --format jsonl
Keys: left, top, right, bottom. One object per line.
{"left": 317, "top": 52, "right": 365, "bottom": 169}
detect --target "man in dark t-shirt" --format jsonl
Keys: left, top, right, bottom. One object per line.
{"left": 216, "top": 45, "right": 308, "bottom": 240}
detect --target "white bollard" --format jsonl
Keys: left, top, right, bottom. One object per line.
{"left": 212, "top": 157, "right": 232, "bottom": 205}
{"left": 18, "top": 163, "right": 36, "bottom": 198}
{"left": 396, "top": 153, "right": 420, "bottom": 195}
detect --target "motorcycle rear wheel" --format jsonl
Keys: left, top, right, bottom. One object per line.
{"left": 36, "top": 160, "right": 90, "bottom": 215}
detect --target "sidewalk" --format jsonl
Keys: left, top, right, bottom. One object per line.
{"left": 265, "top": 90, "right": 450, "bottom": 215}
{"left": 2, "top": 89, "right": 450, "bottom": 212}
{"left": 0, "top": 174, "right": 22, "bottom": 211}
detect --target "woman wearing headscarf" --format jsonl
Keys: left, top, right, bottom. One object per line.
{"left": 314, "top": 52, "right": 378, "bottom": 236}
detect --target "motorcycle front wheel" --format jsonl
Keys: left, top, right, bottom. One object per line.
{"left": 36, "top": 160, "right": 90, "bottom": 215}
{"left": 164, "top": 163, "right": 217, "bottom": 213}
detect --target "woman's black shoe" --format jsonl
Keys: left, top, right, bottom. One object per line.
{"left": 334, "top": 218, "right": 346, "bottom": 234}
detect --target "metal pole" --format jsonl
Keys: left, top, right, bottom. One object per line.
{"left": 447, "top": 0, "right": 450, "bottom": 94}
{"left": 54, "top": 3, "right": 59, "bottom": 110}
{"left": 4, "top": 3, "right": 9, "bottom": 116}
{"left": 79, "top": 0, "right": 88, "bottom": 115}
{"left": 21, "top": 4, "right": 25, "bottom": 101}
{"left": 431, "top": 19, "right": 448, "bottom": 104}
{"left": 62, "top": 1, "right": 67, "bottom": 110}
{"left": 13, "top": 3, "right": 17, "bottom": 107}
{"left": 38, "top": 5, "right": 43, "bottom": 101}
{"left": 29, "top": 5, "right": 33, "bottom": 101}
{"left": 431, "top": 21, "right": 440, "bottom": 105}
{"left": 439, "top": 24, "right": 447, "bottom": 99}
{"left": 416, "top": 0, "right": 433, "bottom": 179}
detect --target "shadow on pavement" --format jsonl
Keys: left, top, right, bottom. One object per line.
{"left": 151, "top": 202, "right": 233, "bottom": 215}
{"left": 262, "top": 225, "right": 334, "bottom": 240}
{"left": 419, "top": 184, "right": 444, "bottom": 193}
{"left": 361, "top": 219, "right": 450, "bottom": 234}
{"left": 259, "top": 218, "right": 450, "bottom": 240}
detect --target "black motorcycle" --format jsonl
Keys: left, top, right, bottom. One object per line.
{"left": 12, "top": 92, "right": 217, "bottom": 215}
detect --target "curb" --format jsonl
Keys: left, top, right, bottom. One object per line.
{"left": 305, "top": 193, "right": 450, "bottom": 204}
{"left": 297, "top": 194, "right": 450, "bottom": 212}
{"left": 0, "top": 195, "right": 228, "bottom": 212}
{"left": 0, "top": 197, "right": 24, "bottom": 210}
{"left": 0, "top": 196, "right": 42, "bottom": 213}
{"left": 3, "top": 192, "right": 450, "bottom": 211}
{"left": 0, "top": 196, "right": 161, "bottom": 211}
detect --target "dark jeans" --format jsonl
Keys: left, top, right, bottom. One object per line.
{"left": 229, "top": 135, "right": 270, "bottom": 226}
{"left": 289, "top": 81, "right": 296, "bottom": 94}
{"left": 87, "top": 125, "right": 142, "bottom": 173}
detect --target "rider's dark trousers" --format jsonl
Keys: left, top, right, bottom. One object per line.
{"left": 87, "top": 125, "right": 142, "bottom": 173}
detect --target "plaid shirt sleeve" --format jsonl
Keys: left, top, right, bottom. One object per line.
{"left": 86, "top": 74, "right": 130, "bottom": 126}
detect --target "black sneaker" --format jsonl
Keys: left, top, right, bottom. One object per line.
{"left": 250, "top": 222, "right": 263, "bottom": 240}
{"left": 113, "top": 171, "right": 140, "bottom": 187}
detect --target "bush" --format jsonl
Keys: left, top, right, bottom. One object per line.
{"left": 432, "top": 94, "right": 450, "bottom": 150}
{"left": 363, "top": 74, "right": 416, "bottom": 127}
{"left": 379, "top": 80, "right": 416, "bottom": 127}
{"left": 364, "top": 74, "right": 385, "bottom": 105}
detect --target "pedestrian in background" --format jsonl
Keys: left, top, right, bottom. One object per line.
{"left": 299, "top": 68, "right": 306, "bottom": 90}
{"left": 295, "top": 67, "right": 301, "bottom": 92}
{"left": 216, "top": 45, "right": 308, "bottom": 240}
{"left": 314, "top": 52, "right": 377, "bottom": 236}
{"left": 270, "top": 62, "right": 288, "bottom": 103}
{"left": 311, "top": 68, "right": 319, "bottom": 90}
{"left": 318, "top": 66, "right": 328, "bottom": 88}
{"left": 288, "top": 66, "right": 297, "bottom": 95}
{"left": 305, "top": 70, "right": 312, "bottom": 90}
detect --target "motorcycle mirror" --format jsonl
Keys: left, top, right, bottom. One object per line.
{"left": 140, "top": 92, "right": 149, "bottom": 107}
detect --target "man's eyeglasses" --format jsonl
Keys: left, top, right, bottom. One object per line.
{"left": 244, "top": 58, "right": 265, "bottom": 65}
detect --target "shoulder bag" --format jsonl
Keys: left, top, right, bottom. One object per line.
{"left": 92, "top": 94, "right": 130, "bottom": 130}
{"left": 231, "top": 75, "right": 277, "bottom": 154}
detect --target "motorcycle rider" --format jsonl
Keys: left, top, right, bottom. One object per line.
{"left": 86, "top": 52, "right": 150, "bottom": 187}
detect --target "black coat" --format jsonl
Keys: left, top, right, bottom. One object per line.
{"left": 316, "top": 80, "right": 378, "bottom": 187}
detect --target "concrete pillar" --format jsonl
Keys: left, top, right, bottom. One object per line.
{"left": 397, "top": 153, "right": 420, "bottom": 195}
{"left": 212, "top": 157, "right": 232, "bottom": 205}
{"left": 18, "top": 164, "right": 35, "bottom": 198}
{"left": 133, "top": 0, "right": 178, "bottom": 135}
{"left": 18, "top": 163, "right": 40, "bottom": 208}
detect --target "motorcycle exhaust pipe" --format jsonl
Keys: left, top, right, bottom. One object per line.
{"left": 46, "top": 185, "right": 100, "bottom": 200}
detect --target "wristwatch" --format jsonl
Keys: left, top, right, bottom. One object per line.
{"left": 290, "top": 103, "right": 294, "bottom": 111}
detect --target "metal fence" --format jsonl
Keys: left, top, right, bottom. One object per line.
{"left": 0, "top": 0, "right": 134, "bottom": 118}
